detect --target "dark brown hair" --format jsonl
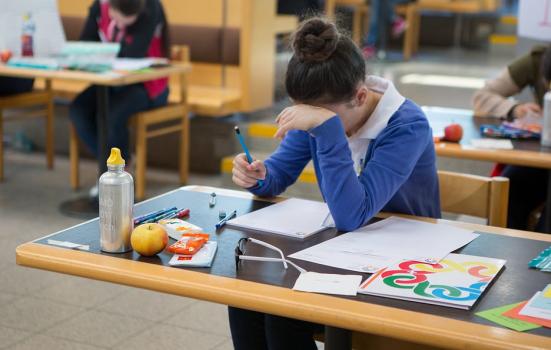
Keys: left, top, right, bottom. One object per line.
{"left": 109, "top": 0, "right": 146, "bottom": 16}
{"left": 542, "top": 46, "right": 551, "bottom": 84}
{"left": 285, "top": 17, "right": 366, "bottom": 105}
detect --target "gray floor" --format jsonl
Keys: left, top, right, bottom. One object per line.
{"left": 0, "top": 44, "right": 526, "bottom": 349}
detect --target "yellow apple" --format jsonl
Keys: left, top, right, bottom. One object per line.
{"left": 131, "top": 223, "right": 168, "bottom": 256}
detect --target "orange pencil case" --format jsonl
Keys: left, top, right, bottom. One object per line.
{"left": 167, "top": 233, "right": 210, "bottom": 255}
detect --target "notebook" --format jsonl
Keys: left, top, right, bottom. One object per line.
{"left": 226, "top": 198, "right": 331, "bottom": 239}
{"left": 358, "top": 253, "right": 506, "bottom": 309}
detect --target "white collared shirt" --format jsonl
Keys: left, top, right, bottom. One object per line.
{"left": 347, "top": 76, "right": 406, "bottom": 175}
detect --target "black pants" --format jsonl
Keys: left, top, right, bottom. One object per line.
{"left": 228, "top": 307, "right": 324, "bottom": 350}
{"left": 502, "top": 165, "right": 548, "bottom": 232}
{"left": 69, "top": 84, "right": 168, "bottom": 161}
{"left": 0, "top": 76, "right": 34, "bottom": 96}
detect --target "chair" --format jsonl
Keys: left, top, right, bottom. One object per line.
{"left": 438, "top": 170, "right": 509, "bottom": 227}
{"left": 0, "top": 81, "right": 54, "bottom": 181}
{"left": 327, "top": 0, "right": 421, "bottom": 60}
{"left": 70, "top": 46, "right": 190, "bottom": 200}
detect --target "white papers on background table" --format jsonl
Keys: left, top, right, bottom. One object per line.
{"left": 289, "top": 217, "right": 479, "bottom": 273}
{"left": 293, "top": 272, "right": 363, "bottom": 296}
{"left": 112, "top": 58, "right": 168, "bottom": 71}
{"left": 226, "top": 198, "right": 331, "bottom": 239}
{"left": 470, "top": 139, "right": 514, "bottom": 150}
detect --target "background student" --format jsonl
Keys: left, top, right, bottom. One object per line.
{"left": 473, "top": 45, "right": 551, "bottom": 119}
{"left": 362, "top": 0, "right": 411, "bottom": 59}
{"left": 472, "top": 45, "right": 551, "bottom": 232}
{"left": 69, "top": 0, "right": 170, "bottom": 164}
{"left": 229, "top": 17, "right": 440, "bottom": 350}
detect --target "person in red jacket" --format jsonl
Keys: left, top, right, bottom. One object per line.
{"left": 69, "top": 0, "right": 169, "bottom": 163}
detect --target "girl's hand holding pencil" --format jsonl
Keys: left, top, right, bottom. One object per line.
{"left": 232, "top": 154, "right": 266, "bottom": 189}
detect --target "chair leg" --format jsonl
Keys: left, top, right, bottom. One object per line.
{"left": 45, "top": 80, "right": 54, "bottom": 169}
{"left": 135, "top": 121, "right": 147, "bottom": 201}
{"left": 352, "top": 6, "right": 362, "bottom": 45}
{"left": 403, "top": 5, "right": 415, "bottom": 60}
{"left": 412, "top": 10, "right": 421, "bottom": 54}
{"left": 69, "top": 125, "right": 80, "bottom": 190}
{"left": 179, "top": 109, "right": 190, "bottom": 185}
{"left": 0, "top": 109, "right": 3, "bottom": 181}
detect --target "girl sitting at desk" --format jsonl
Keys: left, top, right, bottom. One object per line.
{"left": 229, "top": 16, "right": 440, "bottom": 350}
{"left": 69, "top": 0, "right": 169, "bottom": 165}
{"left": 473, "top": 45, "right": 551, "bottom": 232}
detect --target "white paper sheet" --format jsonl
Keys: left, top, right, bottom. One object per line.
{"left": 470, "top": 139, "right": 514, "bottom": 150}
{"left": 112, "top": 58, "right": 167, "bottom": 71}
{"left": 293, "top": 272, "right": 363, "bottom": 296}
{"left": 519, "top": 292, "right": 551, "bottom": 320}
{"left": 227, "top": 198, "right": 331, "bottom": 239}
{"left": 289, "top": 217, "right": 479, "bottom": 273}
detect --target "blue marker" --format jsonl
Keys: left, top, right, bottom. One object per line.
{"left": 234, "top": 126, "right": 264, "bottom": 186}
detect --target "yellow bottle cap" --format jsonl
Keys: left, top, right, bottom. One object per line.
{"left": 107, "top": 147, "right": 125, "bottom": 166}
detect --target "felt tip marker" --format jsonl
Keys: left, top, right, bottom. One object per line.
{"left": 216, "top": 210, "right": 237, "bottom": 230}
{"left": 234, "top": 126, "right": 264, "bottom": 186}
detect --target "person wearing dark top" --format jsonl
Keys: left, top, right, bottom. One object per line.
{"left": 0, "top": 77, "right": 34, "bottom": 96}
{"left": 69, "top": 0, "right": 169, "bottom": 162}
{"left": 277, "top": 0, "right": 320, "bottom": 19}
{"left": 472, "top": 46, "right": 551, "bottom": 232}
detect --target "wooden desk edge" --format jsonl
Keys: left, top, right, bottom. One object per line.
{"left": 15, "top": 243, "right": 551, "bottom": 350}
{"left": 435, "top": 143, "right": 551, "bottom": 169}
{"left": 0, "top": 63, "right": 191, "bottom": 86}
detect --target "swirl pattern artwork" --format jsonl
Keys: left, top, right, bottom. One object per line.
{"left": 358, "top": 253, "right": 506, "bottom": 309}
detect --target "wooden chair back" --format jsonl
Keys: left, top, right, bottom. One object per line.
{"left": 438, "top": 170, "right": 509, "bottom": 227}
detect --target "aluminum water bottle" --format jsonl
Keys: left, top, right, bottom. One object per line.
{"left": 99, "top": 148, "right": 134, "bottom": 253}
{"left": 542, "top": 90, "right": 551, "bottom": 147}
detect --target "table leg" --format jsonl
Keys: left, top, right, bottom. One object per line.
{"left": 59, "top": 85, "right": 110, "bottom": 218}
{"left": 545, "top": 170, "right": 551, "bottom": 233}
{"left": 324, "top": 326, "right": 351, "bottom": 350}
{"left": 96, "top": 85, "right": 109, "bottom": 175}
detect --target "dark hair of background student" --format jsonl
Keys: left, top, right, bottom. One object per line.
{"left": 285, "top": 17, "right": 366, "bottom": 105}
{"left": 108, "top": 0, "right": 171, "bottom": 59}
{"left": 109, "top": 0, "right": 146, "bottom": 16}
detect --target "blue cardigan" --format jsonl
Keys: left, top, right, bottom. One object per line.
{"left": 249, "top": 99, "right": 441, "bottom": 231}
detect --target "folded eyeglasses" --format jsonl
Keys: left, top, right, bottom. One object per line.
{"left": 234, "top": 237, "right": 306, "bottom": 273}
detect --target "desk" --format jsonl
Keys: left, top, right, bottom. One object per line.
{"left": 427, "top": 106, "right": 551, "bottom": 233}
{"left": 16, "top": 186, "right": 551, "bottom": 350}
{"left": 0, "top": 63, "right": 191, "bottom": 215}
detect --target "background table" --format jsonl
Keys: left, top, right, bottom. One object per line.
{"left": 0, "top": 63, "right": 191, "bottom": 215}
{"left": 426, "top": 106, "right": 551, "bottom": 233}
{"left": 16, "top": 186, "right": 551, "bottom": 350}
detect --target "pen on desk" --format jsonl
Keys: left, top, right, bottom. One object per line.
{"left": 166, "top": 208, "right": 190, "bottom": 219}
{"left": 216, "top": 210, "right": 237, "bottom": 230}
{"left": 209, "top": 192, "right": 217, "bottom": 207}
{"left": 134, "top": 207, "right": 177, "bottom": 225}
{"left": 144, "top": 208, "right": 179, "bottom": 223}
{"left": 234, "top": 126, "right": 264, "bottom": 186}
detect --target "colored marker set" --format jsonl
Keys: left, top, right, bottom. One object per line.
{"left": 134, "top": 207, "right": 190, "bottom": 226}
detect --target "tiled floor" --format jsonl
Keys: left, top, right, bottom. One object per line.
{"left": 0, "top": 152, "right": 231, "bottom": 350}
{"left": 0, "top": 43, "right": 526, "bottom": 349}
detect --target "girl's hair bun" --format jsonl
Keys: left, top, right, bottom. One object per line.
{"left": 292, "top": 18, "right": 339, "bottom": 63}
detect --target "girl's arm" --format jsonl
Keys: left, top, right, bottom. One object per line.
{"left": 472, "top": 68, "right": 522, "bottom": 118}
{"left": 80, "top": 0, "right": 101, "bottom": 41}
{"left": 249, "top": 130, "right": 312, "bottom": 197}
{"left": 310, "top": 115, "right": 431, "bottom": 231}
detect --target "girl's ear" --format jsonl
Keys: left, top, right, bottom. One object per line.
{"left": 354, "top": 86, "right": 369, "bottom": 107}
